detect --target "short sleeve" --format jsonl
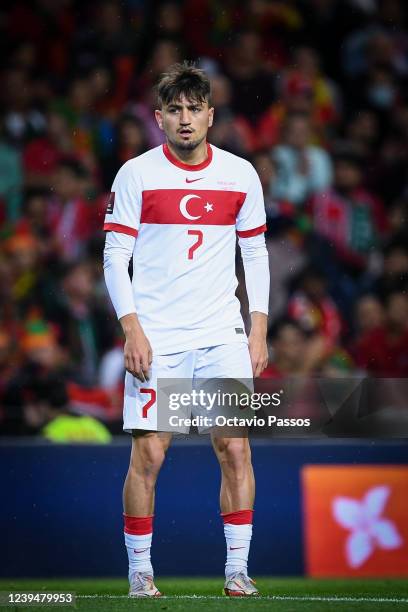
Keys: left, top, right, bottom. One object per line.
{"left": 236, "top": 164, "right": 267, "bottom": 238}
{"left": 103, "top": 160, "right": 142, "bottom": 237}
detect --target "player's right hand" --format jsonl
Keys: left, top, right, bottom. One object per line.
{"left": 123, "top": 329, "right": 153, "bottom": 382}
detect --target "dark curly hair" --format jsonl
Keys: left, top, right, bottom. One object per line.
{"left": 156, "top": 61, "right": 211, "bottom": 108}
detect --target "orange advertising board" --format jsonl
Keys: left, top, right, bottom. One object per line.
{"left": 302, "top": 465, "right": 408, "bottom": 576}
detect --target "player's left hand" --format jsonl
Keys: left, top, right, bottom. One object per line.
{"left": 248, "top": 332, "right": 268, "bottom": 378}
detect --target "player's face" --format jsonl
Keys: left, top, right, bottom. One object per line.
{"left": 155, "top": 94, "right": 214, "bottom": 152}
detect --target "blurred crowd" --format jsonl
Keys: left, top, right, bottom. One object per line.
{"left": 1, "top": 0, "right": 408, "bottom": 439}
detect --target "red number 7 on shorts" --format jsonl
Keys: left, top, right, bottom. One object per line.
{"left": 140, "top": 388, "right": 156, "bottom": 418}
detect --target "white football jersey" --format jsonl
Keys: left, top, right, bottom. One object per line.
{"left": 103, "top": 143, "right": 266, "bottom": 355}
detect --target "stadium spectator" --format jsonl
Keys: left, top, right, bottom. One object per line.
{"left": 47, "top": 157, "right": 94, "bottom": 262}
{"left": 3, "top": 231, "right": 44, "bottom": 318}
{"left": 250, "top": 150, "right": 308, "bottom": 322}
{"left": 20, "top": 317, "right": 67, "bottom": 372}
{"left": 101, "top": 114, "right": 148, "bottom": 190}
{"left": 23, "top": 372, "right": 111, "bottom": 442}
{"left": 262, "top": 319, "right": 308, "bottom": 378}
{"left": 299, "top": 0, "right": 365, "bottom": 78}
{"left": 261, "top": 319, "right": 334, "bottom": 419}
{"left": 22, "top": 111, "right": 73, "bottom": 189}
{"left": 150, "top": 1, "right": 185, "bottom": 45}
{"left": 251, "top": 151, "right": 285, "bottom": 225}
{"left": 51, "top": 75, "right": 103, "bottom": 166}
{"left": 208, "top": 74, "right": 256, "bottom": 156}
{"left": 289, "top": 46, "right": 340, "bottom": 129}
{"left": 266, "top": 229, "right": 307, "bottom": 323}
{"left": 78, "top": 0, "right": 137, "bottom": 67}
{"left": 14, "top": 189, "right": 52, "bottom": 250}
{"left": 342, "top": 17, "right": 408, "bottom": 80}
{"left": 1, "top": 67, "right": 46, "bottom": 147}
{"left": 126, "top": 87, "right": 166, "bottom": 149}
{"left": 388, "top": 198, "right": 408, "bottom": 240}
{"left": 270, "top": 112, "right": 332, "bottom": 207}
{"left": 224, "top": 30, "right": 276, "bottom": 124}
{"left": 45, "top": 260, "right": 116, "bottom": 386}
{"left": 354, "top": 294, "right": 385, "bottom": 337}
{"left": 256, "top": 72, "right": 320, "bottom": 150}
{"left": 373, "top": 240, "right": 408, "bottom": 298}
{"left": 307, "top": 147, "right": 387, "bottom": 273}
{"left": 353, "top": 291, "right": 408, "bottom": 376}
{"left": 0, "top": 132, "right": 23, "bottom": 223}
{"left": 344, "top": 109, "right": 380, "bottom": 158}
{"left": 0, "top": 317, "right": 69, "bottom": 435}
{"left": 363, "top": 66, "right": 400, "bottom": 116}
{"left": 135, "top": 38, "right": 183, "bottom": 100}
{"left": 287, "top": 266, "right": 343, "bottom": 353}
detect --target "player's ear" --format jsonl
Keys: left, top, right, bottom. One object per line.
{"left": 155, "top": 109, "right": 164, "bottom": 131}
{"left": 208, "top": 107, "right": 214, "bottom": 128}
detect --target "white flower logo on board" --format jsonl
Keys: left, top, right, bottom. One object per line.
{"left": 332, "top": 485, "right": 403, "bottom": 568}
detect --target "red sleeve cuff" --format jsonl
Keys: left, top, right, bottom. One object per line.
{"left": 236, "top": 223, "right": 267, "bottom": 238}
{"left": 103, "top": 222, "right": 138, "bottom": 237}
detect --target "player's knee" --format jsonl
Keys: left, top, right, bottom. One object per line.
{"left": 142, "top": 444, "right": 166, "bottom": 480}
{"left": 130, "top": 439, "right": 166, "bottom": 485}
{"left": 217, "top": 438, "right": 251, "bottom": 474}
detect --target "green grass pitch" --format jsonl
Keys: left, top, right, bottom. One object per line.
{"left": 1, "top": 578, "right": 408, "bottom": 611}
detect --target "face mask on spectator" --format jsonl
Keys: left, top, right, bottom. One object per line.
{"left": 368, "top": 85, "right": 395, "bottom": 109}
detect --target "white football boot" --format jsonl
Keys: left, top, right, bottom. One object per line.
{"left": 128, "top": 572, "right": 162, "bottom": 597}
{"left": 224, "top": 571, "right": 259, "bottom": 597}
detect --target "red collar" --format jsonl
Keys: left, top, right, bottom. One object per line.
{"left": 162, "top": 142, "right": 213, "bottom": 171}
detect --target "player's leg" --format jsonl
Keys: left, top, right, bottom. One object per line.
{"left": 124, "top": 430, "right": 172, "bottom": 515}
{"left": 211, "top": 435, "right": 254, "bottom": 512}
{"left": 124, "top": 431, "right": 171, "bottom": 597}
{"left": 195, "top": 343, "right": 259, "bottom": 596}
{"left": 211, "top": 434, "right": 258, "bottom": 596}
{"left": 122, "top": 350, "right": 195, "bottom": 597}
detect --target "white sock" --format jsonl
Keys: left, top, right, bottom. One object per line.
{"left": 224, "top": 523, "right": 252, "bottom": 578}
{"left": 124, "top": 532, "right": 153, "bottom": 577}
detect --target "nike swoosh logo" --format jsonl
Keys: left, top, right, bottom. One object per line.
{"left": 134, "top": 547, "right": 149, "bottom": 553}
{"left": 186, "top": 177, "right": 204, "bottom": 183}
{"left": 229, "top": 546, "right": 245, "bottom": 550}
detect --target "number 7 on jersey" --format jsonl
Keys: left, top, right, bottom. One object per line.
{"left": 187, "top": 229, "right": 203, "bottom": 259}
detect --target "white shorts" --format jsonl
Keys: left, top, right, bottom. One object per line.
{"left": 123, "top": 343, "right": 253, "bottom": 433}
